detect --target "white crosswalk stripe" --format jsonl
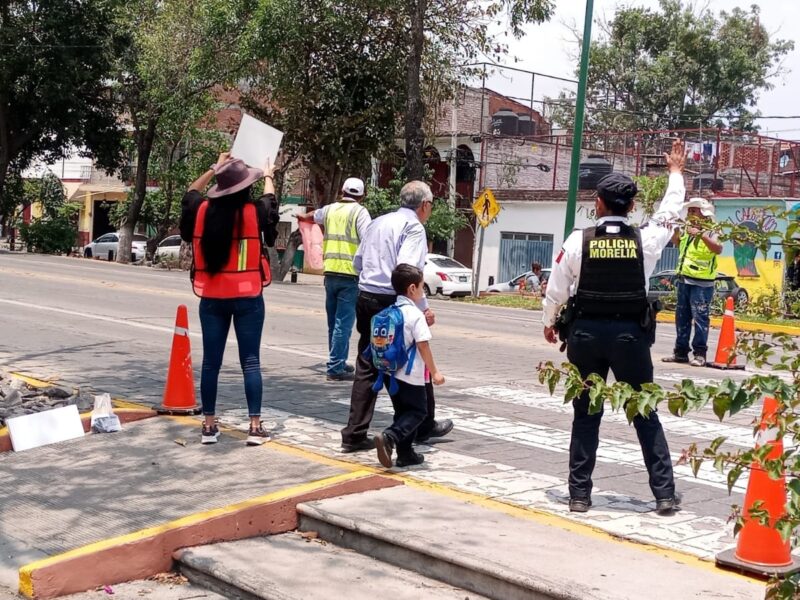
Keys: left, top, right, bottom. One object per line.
{"left": 458, "top": 385, "right": 758, "bottom": 447}
{"left": 327, "top": 395, "right": 749, "bottom": 493}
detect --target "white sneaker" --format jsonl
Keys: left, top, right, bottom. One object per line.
{"left": 246, "top": 424, "right": 271, "bottom": 446}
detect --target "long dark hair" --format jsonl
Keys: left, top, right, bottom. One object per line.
{"left": 201, "top": 187, "right": 252, "bottom": 274}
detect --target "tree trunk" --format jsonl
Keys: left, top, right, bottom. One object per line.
{"left": 404, "top": 0, "right": 426, "bottom": 181}
{"left": 117, "top": 117, "right": 157, "bottom": 263}
{"left": 267, "top": 229, "right": 302, "bottom": 282}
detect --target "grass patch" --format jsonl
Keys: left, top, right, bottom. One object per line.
{"left": 661, "top": 310, "right": 800, "bottom": 329}
{"left": 455, "top": 294, "right": 542, "bottom": 310}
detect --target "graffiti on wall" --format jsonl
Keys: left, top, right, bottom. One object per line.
{"left": 726, "top": 206, "right": 779, "bottom": 277}
{"left": 715, "top": 199, "right": 786, "bottom": 295}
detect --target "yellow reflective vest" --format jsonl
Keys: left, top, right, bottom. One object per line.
{"left": 323, "top": 201, "right": 364, "bottom": 276}
{"left": 677, "top": 233, "right": 717, "bottom": 281}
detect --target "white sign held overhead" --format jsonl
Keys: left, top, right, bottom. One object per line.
{"left": 231, "top": 114, "right": 284, "bottom": 169}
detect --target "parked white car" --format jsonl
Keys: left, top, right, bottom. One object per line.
{"left": 423, "top": 254, "right": 472, "bottom": 298}
{"left": 484, "top": 268, "right": 551, "bottom": 293}
{"left": 83, "top": 232, "right": 147, "bottom": 262}
{"left": 153, "top": 235, "right": 182, "bottom": 264}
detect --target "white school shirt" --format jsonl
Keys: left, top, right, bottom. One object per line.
{"left": 542, "top": 172, "right": 686, "bottom": 327}
{"left": 394, "top": 295, "right": 432, "bottom": 386}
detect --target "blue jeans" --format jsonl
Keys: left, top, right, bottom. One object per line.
{"left": 324, "top": 274, "right": 358, "bottom": 375}
{"left": 199, "top": 296, "right": 264, "bottom": 416}
{"left": 674, "top": 281, "right": 714, "bottom": 358}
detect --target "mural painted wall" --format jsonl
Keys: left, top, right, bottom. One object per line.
{"left": 715, "top": 198, "right": 786, "bottom": 296}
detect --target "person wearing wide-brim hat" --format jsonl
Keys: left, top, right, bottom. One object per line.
{"left": 179, "top": 152, "right": 279, "bottom": 446}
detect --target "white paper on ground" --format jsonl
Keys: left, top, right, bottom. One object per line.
{"left": 7, "top": 404, "right": 85, "bottom": 452}
{"left": 231, "top": 114, "right": 284, "bottom": 169}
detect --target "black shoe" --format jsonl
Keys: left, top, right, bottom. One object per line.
{"left": 341, "top": 437, "right": 376, "bottom": 453}
{"left": 375, "top": 432, "right": 395, "bottom": 468}
{"left": 661, "top": 355, "right": 689, "bottom": 364}
{"left": 569, "top": 497, "right": 591, "bottom": 513}
{"left": 416, "top": 419, "right": 454, "bottom": 443}
{"left": 655, "top": 496, "right": 680, "bottom": 515}
{"left": 344, "top": 363, "right": 355, "bottom": 373}
{"left": 396, "top": 451, "right": 425, "bottom": 468}
{"left": 326, "top": 372, "right": 354, "bottom": 382}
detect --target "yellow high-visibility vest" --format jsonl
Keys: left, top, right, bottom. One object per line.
{"left": 323, "top": 201, "right": 363, "bottom": 276}
{"left": 677, "top": 233, "right": 717, "bottom": 281}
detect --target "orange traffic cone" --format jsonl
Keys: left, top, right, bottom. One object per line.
{"left": 716, "top": 397, "right": 800, "bottom": 576}
{"left": 708, "top": 296, "right": 744, "bottom": 370}
{"left": 158, "top": 305, "right": 200, "bottom": 414}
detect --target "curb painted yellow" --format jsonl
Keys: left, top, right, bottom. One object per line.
{"left": 18, "top": 470, "right": 373, "bottom": 597}
{"left": 657, "top": 312, "right": 800, "bottom": 336}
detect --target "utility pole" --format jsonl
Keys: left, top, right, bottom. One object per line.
{"left": 564, "top": 0, "right": 594, "bottom": 237}
{"left": 448, "top": 97, "right": 457, "bottom": 257}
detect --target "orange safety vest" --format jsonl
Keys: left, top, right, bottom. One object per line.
{"left": 191, "top": 200, "right": 271, "bottom": 298}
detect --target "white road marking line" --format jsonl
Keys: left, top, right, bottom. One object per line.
{"left": 0, "top": 298, "right": 327, "bottom": 361}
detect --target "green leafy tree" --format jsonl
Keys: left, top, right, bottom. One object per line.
{"left": 18, "top": 172, "right": 78, "bottom": 255}
{"left": 404, "top": 0, "right": 554, "bottom": 179}
{"left": 362, "top": 171, "right": 467, "bottom": 244}
{"left": 631, "top": 174, "right": 668, "bottom": 225}
{"left": 549, "top": 1, "right": 793, "bottom": 132}
{"left": 245, "top": 0, "right": 407, "bottom": 207}
{"left": 112, "top": 0, "right": 256, "bottom": 263}
{"left": 0, "top": 0, "right": 124, "bottom": 230}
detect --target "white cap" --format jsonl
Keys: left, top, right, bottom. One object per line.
{"left": 683, "top": 197, "right": 715, "bottom": 217}
{"left": 342, "top": 177, "right": 365, "bottom": 198}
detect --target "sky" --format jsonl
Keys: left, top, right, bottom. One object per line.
{"left": 479, "top": 0, "right": 800, "bottom": 139}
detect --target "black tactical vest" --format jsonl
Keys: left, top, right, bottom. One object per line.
{"left": 575, "top": 223, "right": 648, "bottom": 318}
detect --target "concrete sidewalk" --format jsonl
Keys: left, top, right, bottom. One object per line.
{"left": 1, "top": 415, "right": 394, "bottom": 598}
{"left": 2, "top": 413, "right": 765, "bottom": 600}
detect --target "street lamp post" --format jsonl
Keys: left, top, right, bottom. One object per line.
{"left": 564, "top": 0, "right": 594, "bottom": 238}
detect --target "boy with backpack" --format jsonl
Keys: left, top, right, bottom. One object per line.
{"left": 369, "top": 264, "right": 445, "bottom": 468}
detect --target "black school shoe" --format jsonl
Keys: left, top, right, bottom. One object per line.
{"left": 396, "top": 451, "right": 425, "bottom": 468}
{"left": 661, "top": 354, "right": 689, "bottom": 364}
{"left": 375, "top": 432, "right": 396, "bottom": 468}
{"left": 416, "top": 419, "right": 454, "bottom": 443}
{"left": 655, "top": 495, "right": 681, "bottom": 515}
{"left": 569, "top": 497, "right": 592, "bottom": 513}
{"left": 341, "top": 437, "right": 376, "bottom": 453}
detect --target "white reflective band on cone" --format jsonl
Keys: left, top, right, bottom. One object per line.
{"left": 724, "top": 310, "right": 735, "bottom": 317}
{"left": 756, "top": 426, "right": 780, "bottom": 446}
{"left": 174, "top": 326, "right": 190, "bottom": 337}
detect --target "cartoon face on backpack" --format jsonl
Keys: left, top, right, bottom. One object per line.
{"left": 365, "top": 304, "right": 417, "bottom": 395}
{"left": 371, "top": 324, "right": 394, "bottom": 354}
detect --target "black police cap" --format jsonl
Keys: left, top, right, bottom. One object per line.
{"left": 596, "top": 172, "right": 638, "bottom": 210}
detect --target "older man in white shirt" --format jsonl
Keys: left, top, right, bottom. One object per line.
{"left": 340, "top": 180, "right": 454, "bottom": 453}
{"left": 542, "top": 140, "right": 687, "bottom": 516}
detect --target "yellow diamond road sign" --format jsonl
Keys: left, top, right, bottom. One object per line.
{"left": 473, "top": 188, "right": 500, "bottom": 228}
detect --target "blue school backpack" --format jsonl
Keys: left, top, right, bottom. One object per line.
{"left": 365, "top": 300, "right": 417, "bottom": 395}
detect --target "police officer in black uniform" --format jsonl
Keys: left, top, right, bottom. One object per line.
{"left": 543, "top": 140, "right": 688, "bottom": 515}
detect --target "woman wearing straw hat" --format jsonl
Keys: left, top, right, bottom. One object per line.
{"left": 180, "top": 152, "right": 279, "bottom": 446}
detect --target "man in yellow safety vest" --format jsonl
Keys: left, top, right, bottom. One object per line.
{"left": 662, "top": 197, "right": 722, "bottom": 367}
{"left": 298, "top": 178, "right": 372, "bottom": 380}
